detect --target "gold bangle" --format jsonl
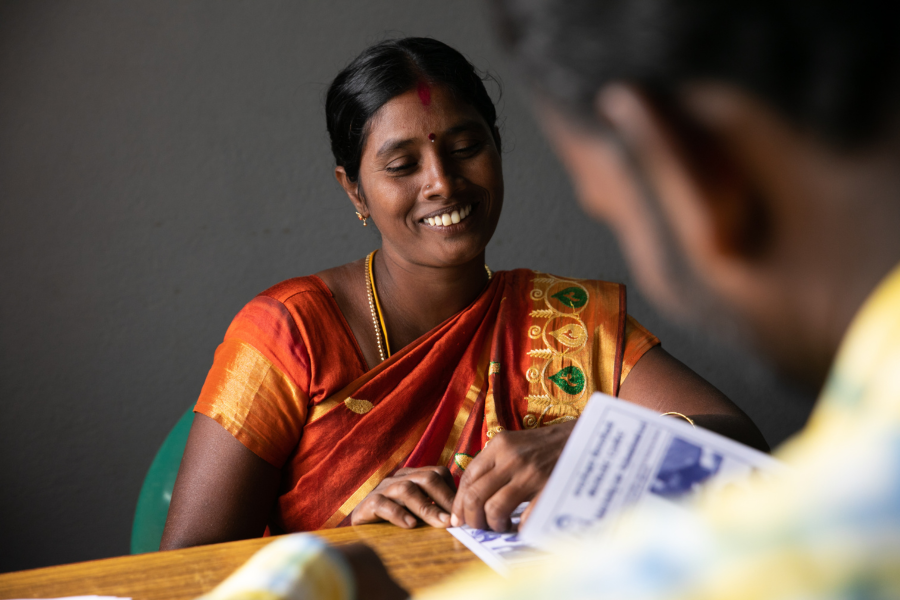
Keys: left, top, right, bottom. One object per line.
{"left": 661, "top": 412, "right": 695, "bottom": 427}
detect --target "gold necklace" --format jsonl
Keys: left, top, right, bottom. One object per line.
{"left": 365, "top": 250, "right": 389, "bottom": 362}
{"left": 364, "top": 250, "right": 493, "bottom": 364}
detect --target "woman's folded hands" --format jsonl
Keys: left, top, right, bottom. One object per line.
{"left": 350, "top": 422, "right": 577, "bottom": 532}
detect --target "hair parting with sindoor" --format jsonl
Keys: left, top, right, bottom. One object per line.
{"left": 325, "top": 37, "right": 502, "bottom": 184}
{"left": 490, "top": 0, "right": 900, "bottom": 148}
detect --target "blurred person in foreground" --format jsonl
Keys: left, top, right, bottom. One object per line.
{"left": 200, "top": 1, "right": 900, "bottom": 598}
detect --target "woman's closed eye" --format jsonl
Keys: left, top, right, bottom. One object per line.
{"left": 384, "top": 158, "right": 417, "bottom": 174}
{"left": 451, "top": 140, "right": 485, "bottom": 158}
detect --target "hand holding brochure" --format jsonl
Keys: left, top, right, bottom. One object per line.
{"left": 450, "top": 392, "right": 782, "bottom": 573}
{"left": 520, "top": 392, "right": 783, "bottom": 548}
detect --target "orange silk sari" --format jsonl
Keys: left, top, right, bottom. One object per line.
{"left": 195, "top": 269, "right": 658, "bottom": 533}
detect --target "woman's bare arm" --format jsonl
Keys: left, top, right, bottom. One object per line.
{"left": 618, "top": 346, "right": 769, "bottom": 451}
{"left": 160, "top": 413, "right": 281, "bottom": 550}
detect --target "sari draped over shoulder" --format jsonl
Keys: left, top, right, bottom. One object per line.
{"left": 195, "top": 269, "right": 658, "bottom": 533}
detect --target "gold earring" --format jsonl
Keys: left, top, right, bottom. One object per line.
{"left": 356, "top": 211, "right": 368, "bottom": 227}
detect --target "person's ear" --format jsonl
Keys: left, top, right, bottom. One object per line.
{"left": 595, "top": 84, "right": 770, "bottom": 266}
{"left": 335, "top": 166, "right": 368, "bottom": 217}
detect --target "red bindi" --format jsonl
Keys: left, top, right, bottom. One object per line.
{"left": 416, "top": 81, "right": 432, "bottom": 107}
{"left": 428, "top": 133, "right": 436, "bottom": 142}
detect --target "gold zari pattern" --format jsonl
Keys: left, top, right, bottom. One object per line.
{"left": 523, "top": 274, "right": 594, "bottom": 428}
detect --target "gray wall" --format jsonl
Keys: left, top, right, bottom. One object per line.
{"left": 0, "top": 1, "right": 813, "bottom": 572}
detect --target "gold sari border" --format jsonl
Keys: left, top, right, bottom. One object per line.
{"left": 436, "top": 332, "right": 494, "bottom": 467}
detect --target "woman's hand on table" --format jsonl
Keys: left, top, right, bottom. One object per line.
{"left": 350, "top": 465, "right": 457, "bottom": 528}
{"left": 451, "top": 421, "right": 576, "bottom": 531}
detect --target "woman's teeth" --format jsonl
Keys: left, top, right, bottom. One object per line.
{"left": 425, "top": 204, "right": 473, "bottom": 227}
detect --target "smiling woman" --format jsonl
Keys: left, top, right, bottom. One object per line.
{"left": 159, "top": 38, "right": 766, "bottom": 550}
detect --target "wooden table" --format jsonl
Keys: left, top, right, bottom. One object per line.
{"left": 0, "top": 525, "right": 480, "bottom": 599}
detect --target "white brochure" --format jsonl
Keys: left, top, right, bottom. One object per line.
{"left": 449, "top": 392, "right": 784, "bottom": 574}
{"left": 448, "top": 503, "right": 546, "bottom": 575}
{"left": 519, "top": 392, "right": 784, "bottom": 548}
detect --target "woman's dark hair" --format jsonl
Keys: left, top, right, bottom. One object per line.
{"left": 491, "top": 0, "right": 900, "bottom": 148}
{"left": 326, "top": 37, "right": 501, "bottom": 183}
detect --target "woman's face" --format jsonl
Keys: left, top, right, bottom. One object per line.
{"left": 340, "top": 84, "right": 504, "bottom": 269}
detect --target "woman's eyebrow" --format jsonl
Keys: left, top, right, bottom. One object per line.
{"left": 444, "top": 119, "right": 485, "bottom": 135}
{"left": 374, "top": 120, "right": 486, "bottom": 159}
{"left": 375, "top": 138, "right": 415, "bottom": 160}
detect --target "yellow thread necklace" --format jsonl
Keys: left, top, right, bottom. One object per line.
{"left": 364, "top": 249, "right": 493, "bottom": 364}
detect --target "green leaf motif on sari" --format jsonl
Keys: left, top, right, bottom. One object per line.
{"left": 548, "top": 366, "right": 586, "bottom": 395}
{"left": 454, "top": 452, "right": 478, "bottom": 470}
{"left": 551, "top": 287, "right": 588, "bottom": 309}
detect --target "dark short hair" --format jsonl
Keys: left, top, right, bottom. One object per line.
{"left": 326, "top": 37, "right": 501, "bottom": 182}
{"left": 491, "top": 0, "right": 900, "bottom": 148}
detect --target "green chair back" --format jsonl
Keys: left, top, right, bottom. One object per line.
{"left": 130, "top": 406, "right": 195, "bottom": 554}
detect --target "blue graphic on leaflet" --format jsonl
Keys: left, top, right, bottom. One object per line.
{"left": 649, "top": 437, "right": 723, "bottom": 499}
